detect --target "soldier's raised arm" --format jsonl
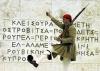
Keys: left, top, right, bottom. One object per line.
{"left": 46, "top": 12, "right": 64, "bottom": 29}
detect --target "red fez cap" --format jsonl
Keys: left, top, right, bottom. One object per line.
{"left": 63, "top": 14, "right": 72, "bottom": 22}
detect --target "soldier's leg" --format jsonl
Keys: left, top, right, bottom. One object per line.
{"left": 60, "top": 56, "right": 63, "bottom": 61}
{"left": 27, "top": 50, "right": 52, "bottom": 67}
{"left": 47, "top": 50, "right": 52, "bottom": 60}
{"left": 59, "top": 47, "right": 66, "bottom": 61}
{"left": 36, "top": 49, "right": 56, "bottom": 65}
{"left": 27, "top": 49, "right": 52, "bottom": 67}
{"left": 52, "top": 52, "right": 58, "bottom": 58}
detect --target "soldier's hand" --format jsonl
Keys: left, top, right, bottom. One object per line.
{"left": 46, "top": 12, "right": 51, "bottom": 17}
{"left": 55, "top": 37, "right": 61, "bottom": 41}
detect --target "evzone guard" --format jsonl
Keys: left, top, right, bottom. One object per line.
{"left": 27, "top": 5, "right": 88, "bottom": 67}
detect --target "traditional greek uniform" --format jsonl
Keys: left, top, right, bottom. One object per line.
{"left": 51, "top": 17, "right": 76, "bottom": 60}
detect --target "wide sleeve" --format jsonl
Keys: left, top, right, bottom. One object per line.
{"left": 51, "top": 17, "right": 64, "bottom": 29}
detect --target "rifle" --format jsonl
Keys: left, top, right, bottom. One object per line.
{"left": 72, "top": 4, "right": 89, "bottom": 23}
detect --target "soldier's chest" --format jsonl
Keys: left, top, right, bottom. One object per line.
{"left": 61, "top": 29, "right": 69, "bottom": 38}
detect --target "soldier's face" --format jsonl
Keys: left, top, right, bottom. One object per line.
{"left": 63, "top": 18, "right": 70, "bottom": 24}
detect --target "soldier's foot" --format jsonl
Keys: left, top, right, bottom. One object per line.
{"left": 52, "top": 52, "right": 58, "bottom": 58}
{"left": 71, "top": 58, "right": 76, "bottom": 61}
{"left": 27, "top": 55, "right": 39, "bottom": 68}
{"left": 60, "top": 56, "right": 63, "bottom": 61}
{"left": 31, "top": 60, "right": 39, "bottom": 67}
{"left": 47, "top": 50, "right": 52, "bottom": 60}
{"left": 27, "top": 55, "right": 33, "bottom": 62}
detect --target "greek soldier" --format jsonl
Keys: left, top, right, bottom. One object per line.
{"left": 27, "top": 5, "right": 88, "bottom": 67}
{"left": 46, "top": 12, "right": 76, "bottom": 61}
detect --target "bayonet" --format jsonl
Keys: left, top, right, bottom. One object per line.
{"left": 72, "top": 4, "right": 89, "bottom": 23}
